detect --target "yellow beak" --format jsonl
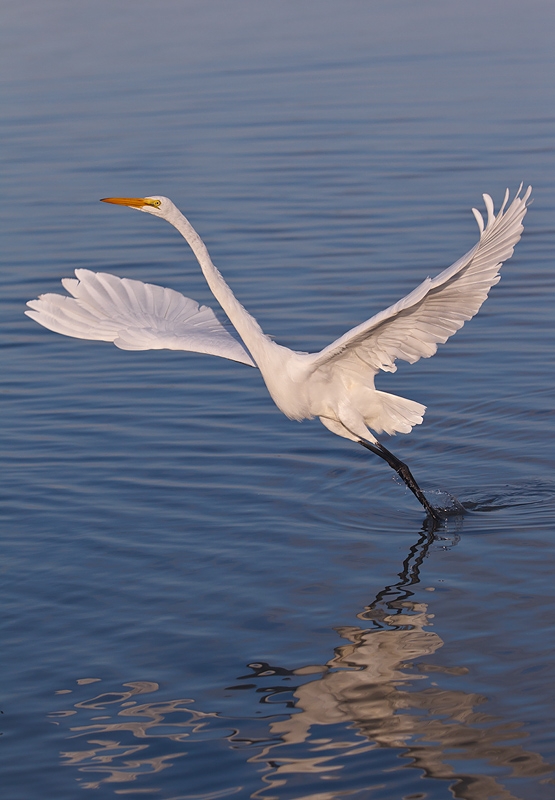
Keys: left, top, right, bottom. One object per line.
{"left": 100, "top": 197, "right": 158, "bottom": 208}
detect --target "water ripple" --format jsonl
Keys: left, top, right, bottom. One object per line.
{"left": 462, "top": 480, "right": 555, "bottom": 513}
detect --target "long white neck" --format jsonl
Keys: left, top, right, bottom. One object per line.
{"left": 165, "top": 205, "right": 275, "bottom": 366}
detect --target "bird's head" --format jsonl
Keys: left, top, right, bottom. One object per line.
{"left": 100, "top": 195, "right": 174, "bottom": 219}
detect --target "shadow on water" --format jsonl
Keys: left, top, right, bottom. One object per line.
{"left": 47, "top": 526, "right": 554, "bottom": 799}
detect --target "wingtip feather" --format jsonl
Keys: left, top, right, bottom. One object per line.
{"left": 472, "top": 207, "right": 484, "bottom": 234}
{"left": 483, "top": 193, "right": 495, "bottom": 228}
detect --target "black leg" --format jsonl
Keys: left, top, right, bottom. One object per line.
{"left": 359, "top": 438, "right": 440, "bottom": 522}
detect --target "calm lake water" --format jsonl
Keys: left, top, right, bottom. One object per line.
{"left": 2, "top": 2, "right": 555, "bottom": 798}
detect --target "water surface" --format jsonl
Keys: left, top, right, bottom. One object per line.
{"left": 1, "top": 2, "right": 555, "bottom": 798}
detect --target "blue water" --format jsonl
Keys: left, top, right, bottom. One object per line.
{"left": 2, "top": 2, "right": 555, "bottom": 798}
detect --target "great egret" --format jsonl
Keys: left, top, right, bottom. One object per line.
{"left": 26, "top": 187, "right": 531, "bottom": 520}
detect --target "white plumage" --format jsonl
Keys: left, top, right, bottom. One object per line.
{"left": 26, "top": 269, "right": 255, "bottom": 365}
{"left": 309, "top": 188, "right": 529, "bottom": 375}
{"left": 26, "top": 186, "right": 531, "bottom": 519}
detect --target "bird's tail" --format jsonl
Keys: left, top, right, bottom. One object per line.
{"left": 371, "top": 390, "right": 426, "bottom": 435}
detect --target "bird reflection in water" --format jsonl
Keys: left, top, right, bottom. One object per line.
{"left": 50, "top": 531, "right": 553, "bottom": 798}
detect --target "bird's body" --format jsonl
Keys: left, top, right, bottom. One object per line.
{"left": 26, "top": 187, "right": 532, "bottom": 519}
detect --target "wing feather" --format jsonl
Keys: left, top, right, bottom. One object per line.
{"left": 308, "top": 186, "right": 531, "bottom": 376}
{"left": 26, "top": 269, "right": 256, "bottom": 367}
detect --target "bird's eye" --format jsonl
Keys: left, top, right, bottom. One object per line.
{"left": 152, "top": 200, "right": 161, "bottom": 207}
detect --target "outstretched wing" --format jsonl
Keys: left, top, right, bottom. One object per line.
{"left": 308, "top": 186, "right": 531, "bottom": 376}
{"left": 26, "top": 269, "right": 256, "bottom": 367}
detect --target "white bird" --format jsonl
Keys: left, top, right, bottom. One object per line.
{"left": 26, "top": 187, "right": 532, "bottom": 520}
